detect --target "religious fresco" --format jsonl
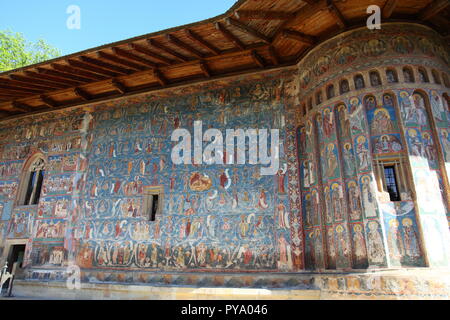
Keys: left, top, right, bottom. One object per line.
{"left": 0, "top": 22, "right": 448, "bottom": 289}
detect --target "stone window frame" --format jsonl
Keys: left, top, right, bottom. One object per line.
{"left": 16, "top": 154, "right": 46, "bottom": 207}
{"left": 142, "top": 186, "right": 163, "bottom": 222}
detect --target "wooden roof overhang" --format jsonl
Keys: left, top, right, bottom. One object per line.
{"left": 0, "top": 0, "right": 449, "bottom": 120}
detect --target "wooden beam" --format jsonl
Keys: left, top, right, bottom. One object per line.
{"left": 234, "top": 10, "right": 295, "bottom": 20}
{"left": 37, "top": 67, "right": 93, "bottom": 83}
{"left": 326, "top": 0, "right": 346, "bottom": 29}
{"left": 9, "top": 74, "right": 68, "bottom": 90}
{"left": 250, "top": 50, "right": 265, "bottom": 68}
{"left": 129, "top": 43, "right": 174, "bottom": 65}
{"left": 225, "top": 18, "right": 271, "bottom": 43}
{"left": 74, "top": 87, "right": 91, "bottom": 101}
{"left": 24, "top": 70, "right": 82, "bottom": 86}
{"left": 185, "top": 29, "right": 221, "bottom": 55}
{"left": 111, "top": 79, "right": 128, "bottom": 94}
{"left": 0, "top": 92, "right": 29, "bottom": 98}
{"left": 282, "top": 29, "right": 316, "bottom": 46}
{"left": 40, "top": 95, "right": 57, "bottom": 108}
{"left": 0, "top": 109, "right": 15, "bottom": 117}
{"left": 0, "top": 77, "right": 56, "bottom": 92}
{"left": 0, "top": 79, "right": 49, "bottom": 92}
{"left": 419, "top": 0, "right": 450, "bottom": 21}
{"left": 51, "top": 63, "right": 108, "bottom": 81}
{"left": 112, "top": 47, "right": 158, "bottom": 68}
{"left": 12, "top": 101, "right": 34, "bottom": 112}
{"left": 199, "top": 61, "right": 211, "bottom": 78}
{"left": 166, "top": 34, "right": 204, "bottom": 59}
{"left": 0, "top": 83, "right": 44, "bottom": 94}
{"left": 302, "top": 0, "right": 317, "bottom": 5}
{"left": 68, "top": 59, "right": 120, "bottom": 77}
{"left": 147, "top": 39, "right": 190, "bottom": 62}
{"left": 215, "top": 22, "right": 246, "bottom": 50}
{"left": 268, "top": 46, "right": 279, "bottom": 65}
{"left": 79, "top": 56, "right": 133, "bottom": 75}
{"left": 97, "top": 52, "right": 146, "bottom": 71}
{"left": 153, "top": 69, "right": 167, "bottom": 86}
{"left": 382, "top": 0, "right": 399, "bottom": 19}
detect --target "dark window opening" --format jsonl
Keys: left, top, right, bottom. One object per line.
{"left": 24, "top": 171, "right": 36, "bottom": 205}
{"left": 150, "top": 194, "right": 159, "bottom": 221}
{"left": 32, "top": 170, "right": 44, "bottom": 205}
{"left": 384, "top": 166, "right": 401, "bottom": 202}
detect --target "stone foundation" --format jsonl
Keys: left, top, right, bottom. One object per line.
{"left": 10, "top": 269, "right": 450, "bottom": 300}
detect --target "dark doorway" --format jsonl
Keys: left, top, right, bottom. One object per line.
{"left": 7, "top": 244, "right": 25, "bottom": 273}
{"left": 1, "top": 244, "right": 25, "bottom": 293}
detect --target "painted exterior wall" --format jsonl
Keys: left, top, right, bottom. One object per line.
{"left": 0, "top": 23, "right": 449, "bottom": 292}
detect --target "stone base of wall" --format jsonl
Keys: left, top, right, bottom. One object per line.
{"left": 8, "top": 269, "right": 450, "bottom": 300}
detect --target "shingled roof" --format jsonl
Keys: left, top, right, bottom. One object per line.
{"left": 0, "top": 0, "right": 448, "bottom": 119}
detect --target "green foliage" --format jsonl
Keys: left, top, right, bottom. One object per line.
{"left": 0, "top": 30, "right": 61, "bottom": 72}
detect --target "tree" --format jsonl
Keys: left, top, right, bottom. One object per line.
{"left": 0, "top": 30, "right": 61, "bottom": 72}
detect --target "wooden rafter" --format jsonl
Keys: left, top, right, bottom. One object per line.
{"left": 68, "top": 59, "right": 120, "bottom": 77}
{"left": 111, "top": 79, "right": 128, "bottom": 94}
{"left": 0, "top": 83, "right": 44, "bottom": 95}
{"left": 74, "top": 87, "right": 91, "bottom": 101}
{"left": 234, "top": 10, "right": 294, "bottom": 20}
{"left": 0, "top": 77, "right": 57, "bottom": 92}
{"left": 215, "top": 22, "right": 246, "bottom": 50}
{"left": 51, "top": 64, "right": 108, "bottom": 81}
{"left": 130, "top": 43, "right": 174, "bottom": 65}
{"left": 199, "top": 61, "right": 211, "bottom": 77}
{"left": 268, "top": 46, "right": 279, "bottom": 65}
{"left": 166, "top": 34, "right": 204, "bottom": 59}
{"left": 24, "top": 70, "right": 82, "bottom": 87}
{"left": 9, "top": 74, "right": 68, "bottom": 89}
{"left": 153, "top": 69, "right": 167, "bottom": 86}
{"left": 225, "top": 18, "right": 271, "bottom": 43}
{"left": 185, "top": 29, "right": 221, "bottom": 55}
{"left": 147, "top": 39, "right": 190, "bottom": 62}
{"left": 12, "top": 101, "right": 34, "bottom": 112}
{"left": 112, "top": 47, "right": 158, "bottom": 68}
{"left": 79, "top": 56, "right": 133, "bottom": 75}
{"left": 419, "top": 0, "right": 450, "bottom": 21}
{"left": 40, "top": 95, "right": 57, "bottom": 108}
{"left": 37, "top": 67, "right": 93, "bottom": 83}
{"left": 282, "top": 29, "right": 316, "bottom": 46}
{"left": 326, "top": 0, "right": 346, "bottom": 29}
{"left": 382, "top": 0, "right": 399, "bottom": 19}
{"left": 250, "top": 50, "right": 265, "bottom": 68}
{"left": 97, "top": 52, "right": 146, "bottom": 71}
{"left": 0, "top": 109, "right": 15, "bottom": 116}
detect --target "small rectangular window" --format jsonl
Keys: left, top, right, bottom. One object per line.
{"left": 143, "top": 187, "right": 162, "bottom": 222}
{"left": 373, "top": 156, "right": 411, "bottom": 202}
{"left": 383, "top": 166, "right": 400, "bottom": 202}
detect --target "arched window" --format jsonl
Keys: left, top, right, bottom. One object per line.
{"left": 386, "top": 69, "right": 398, "bottom": 83}
{"left": 369, "top": 71, "right": 382, "bottom": 87}
{"left": 316, "top": 91, "right": 323, "bottom": 105}
{"left": 340, "top": 79, "right": 350, "bottom": 95}
{"left": 443, "top": 73, "right": 450, "bottom": 88}
{"left": 403, "top": 67, "right": 415, "bottom": 83}
{"left": 18, "top": 156, "right": 46, "bottom": 206}
{"left": 432, "top": 70, "right": 441, "bottom": 84}
{"left": 418, "top": 68, "right": 429, "bottom": 83}
{"left": 354, "top": 74, "right": 365, "bottom": 90}
{"left": 326, "top": 84, "right": 335, "bottom": 99}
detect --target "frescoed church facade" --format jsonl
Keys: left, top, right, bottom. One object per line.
{"left": 1, "top": 22, "right": 450, "bottom": 299}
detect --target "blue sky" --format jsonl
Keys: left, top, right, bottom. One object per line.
{"left": 0, "top": 1, "right": 237, "bottom": 55}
